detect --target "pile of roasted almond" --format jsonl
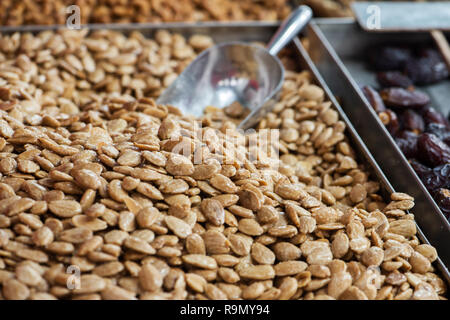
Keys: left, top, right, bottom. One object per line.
{"left": 0, "top": 0, "right": 291, "bottom": 26}
{"left": 0, "top": 29, "right": 446, "bottom": 300}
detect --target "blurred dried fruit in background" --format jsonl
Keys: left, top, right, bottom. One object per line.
{"left": 365, "top": 43, "right": 450, "bottom": 217}
{"left": 368, "top": 46, "right": 412, "bottom": 72}
{"left": 418, "top": 133, "right": 450, "bottom": 167}
{"left": 405, "top": 48, "right": 449, "bottom": 85}
{"left": 380, "top": 88, "right": 430, "bottom": 109}
{"left": 377, "top": 71, "right": 413, "bottom": 89}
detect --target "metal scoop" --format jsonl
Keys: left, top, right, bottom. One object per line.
{"left": 156, "top": 6, "right": 313, "bottom": 129}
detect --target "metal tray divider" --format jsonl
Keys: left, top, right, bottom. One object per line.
{"left": 294, "top": 34, "right": 450, "bottom": 284}
{"left": 306, "top": 20, "right": 449, "bottom": 281}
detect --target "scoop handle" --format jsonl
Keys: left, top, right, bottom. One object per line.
{"left": 267, "top": 5, "right": 313, "bottom": 56}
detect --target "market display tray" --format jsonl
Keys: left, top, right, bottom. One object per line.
{"left": 1, "top": 21, "right": 449, "bottom": 284}
{"left": 307, "top": 18, "right": 450, "bottom": 278}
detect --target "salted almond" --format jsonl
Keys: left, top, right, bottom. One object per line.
{"left": 72, "top": 169, "right": 101, "bottom": 190}
{"left": 124, "top": 236, "right": 155, "bottom": 255}
{"left": 2, "top": 279, "right": 30, "bottom": 300}
{"left": 85, "top": 203, "right": 106, "bottom": 218}
{"left": 257, "top": 205, "right": 279, "bottom": 224}
{"left": 131, "top": 168, "right": 164, "bottom": 181}
{"left": 388, "top": 220, "right": 416, "bottom": 238}
{"left": 165, "top": 215, "right": 192, "bottom": 239}
{"left": 74, "top": 275, "right": 106, "bottom": 294}
{"left": 200, "top": 199, "right": 225, "bottom": 226}
{"left": 185, "top": 273, "right": 206, "bottom": 293}
{"left": 203, "top": 230, "right": 230, "bottom": 255}
{"left": 211, "top": 194, "right": 239, "bottom": 207}
{"left": 165, "top": 154, "right": 194, "bottom": 176}
{"left": 48, "top": 200, "right": 81, "bottom": 218}
{"left": 101, "top": 285, "right": 136, "bottom": 300}
{"left": 159, "top": 179, "right": 189, "bottom": 194}
{"left": 209, "top": 174, "right": 238, "bottom": 193}
{"left": 59, "top": 227, "right": 93, "bottom": 243}
{"left": 192, "top": 164, "right": 220, "bottom": 180}
{"left": 238, "top": 187, "right": 263, "bottom": 211}
{"left": 136, "top": 207, "right": 160, "bottom": 229}
{"left": 238, "top": 265, "right": 275, "bottom": 280}
{"left": 238, "top": 219, "right": 264, "bottom": 236}
{"left": 275, "top": 183, "right": 307, "bottom": 200}
{"left": 251, "top": 242, "right": 275, "bottom": 265}
{"left": 186, "top": 233, "right": 206, "bottom": 255}
{"left": 274, "top": 261, "right": 308, "bottom": 276}
{"left": 182, "top": 254, "right": 217, "bottom": 270}
{"left": 72, "top": 215, "right": 108, "bottom": 231}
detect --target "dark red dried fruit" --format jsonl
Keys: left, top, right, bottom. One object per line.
{"left": 361, "top": 85, "right": 386, "bottom": 113}
{"left": 421, "top": 106, "right": 450, "bottom": 128}
{"left": 396, "top": 138, "right": 418, "bottom": 159}
{"left": 433, "top": 164, "right": 450, "bottom": 188}
{"left": 400, "top": 109, "right": 424, "bottom": 132}
{"left": 395, "top": 130, "right": 419, "bottom": 158}
{"left": 410, "top": 159, "right": 432, "bottom": 179}
{"left": 417, "top": 133, "right": 450, "bottom": 167}
{"left": 426, "top": 173, "right": 448, "bottom": 192}
{"left": 405, "top": 48, "right": 449, "bottom": 85}
{"left": 416, "top": 48, "right": 444, "bottom": 60}
{"left": 410, "top": 159, "right": 448, "bottom": 192}
{"left": 368, "top": 46, "right": 412, "bottom": 71}
{"left": 380, "top": 88, "right": 430, "bottom": 109}
{"left": 384, "top": 109, "right": 400, "bottom": 136}
{"left": 433, "top": 188, "right": 450, "bottom": 219}
{"left": 426, "top": 123, "right": 450, "bottom": 145}
{"left": 397, "top": 130, "right": 419, "bottom": 140}
{"left": 377, "top": 71, "right": 413, "bottom": 88}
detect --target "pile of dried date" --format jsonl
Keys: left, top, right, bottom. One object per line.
{"left": 0, "top": 30, "right": 447, "bottom": 300}
{"left": 362, "top": 45, "right": 450, "bottom": 219}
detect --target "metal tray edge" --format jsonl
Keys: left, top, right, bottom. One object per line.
{"left": 307, "top": 20, "right": 450, "bottom": 283}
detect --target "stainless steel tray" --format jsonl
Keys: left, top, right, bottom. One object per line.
{"left": 307, "top": 18, "right": 450, "bottom": 275}
{"left": 1, "top": 21, "right": 449, "bottom": 284}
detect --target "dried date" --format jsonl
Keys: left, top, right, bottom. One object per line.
{"left": 361, "top": 85, "right": 386, "bottom": 112}
{"left": 401, "top": 109, "right": 424, "bottom": 132}
{"left": 405, "top": 48, "right": 449, "bottom": 85}
{"left": 380, "top": 109, "right": 400, "bottom": 136}
{"left": 434, "top": 188, "right": 450, "bottom": 219}
{"left": 368, "top": 46, "right": 412, "bottom": 71}
{"left": 395, "top": 131, "right": 418, "bottom": 158}
{"left": 417, "top": 133, "right": 450, "bottom": 167}
{"left": 396, "top": 138, "right": 417, "bottom": 159}
{"left": 426, "top": 123, "right": 450, "bottom": 145}
{"left": 422, "top": 106, "right": 450, "bottom": 128}
{"left": 410, "top": 160, "right": 448, "bottom": 192}
{"left": 380, "top": 88, "right": 430, "bottom": 109}
{"left": 410, "top": 159, "right": 432, "bottom": 180}
{"left": 433, "top": 164, "right": 450, "bottom": 189}
{"left": 377, "top": 71, "right": 413, "bottom": 88}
